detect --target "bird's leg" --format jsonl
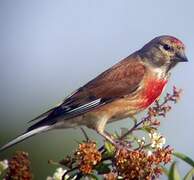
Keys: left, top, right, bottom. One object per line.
{"left": 98, "top": 130, "right": 133, "bottom": 151}
{"left": 95, "top": 118, "right": 127, "bottom": 148}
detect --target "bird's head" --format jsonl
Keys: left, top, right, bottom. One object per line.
{"left": 140, "top": 35, "right": 188, "bottom": 72}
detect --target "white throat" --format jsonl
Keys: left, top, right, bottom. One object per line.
{"left": 152, "top": 66, "right": 167, "bottom": 79}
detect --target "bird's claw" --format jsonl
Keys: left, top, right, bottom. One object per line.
{"left": 113, "top": 139, "right": 132, "bottom": 151}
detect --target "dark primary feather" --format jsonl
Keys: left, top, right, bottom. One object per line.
{"left": 28, "top": 54, "right": 146, "bottom": 131}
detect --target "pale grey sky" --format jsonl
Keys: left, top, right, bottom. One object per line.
{"left": 0, "top": 0, "right": 194, "bottom": 178}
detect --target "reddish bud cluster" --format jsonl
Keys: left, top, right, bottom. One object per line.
{"left": 151, "top": 146, "right": 173, "bottom": 164}
{"left": 147, "top": 103, "right": 171, "bottom": 118}
{"left": 166, "top": 86, "right": 182, "bottom": 103}
{"left": 115, "top": 147, "right": 173, "bottom": 180}
{"left": 5, "top": 151, "right": 32, "bottom": 180}
{"left": 75, "top": 141, "right": 101, "bottom": 174}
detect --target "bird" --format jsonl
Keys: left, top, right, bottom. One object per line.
{"left": 0, "top": 35, "right": 188, "bottom": 151}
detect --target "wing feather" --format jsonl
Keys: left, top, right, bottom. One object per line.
{"left": 28, "top": 55, "right": 146, "bottom": 130}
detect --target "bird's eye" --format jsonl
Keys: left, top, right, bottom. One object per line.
{"left": 163, "top": 44, "right": 171, "bottom": 51}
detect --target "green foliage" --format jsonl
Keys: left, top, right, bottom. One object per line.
{"left": 168, "top": 162, "right": 181, "bottom": 180}
{"left": 0, "top": 160, "right": 8, "bottom": 178}
{"left": 173, "top": 152, "right": 194, "bottom": 167}
{"left": 104, "top": 141, "right": 115, "bottom": 157}
{"left": 95, "top": 162, "right": 111, "bottom": 174}
{"left": 166, "top": 153, "right": 194, "bottom": 180}
{"left": 183, "top": 168, "right": 194, "bottom": 180}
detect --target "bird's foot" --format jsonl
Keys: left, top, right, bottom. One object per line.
{"left": 114, "top": 139, "right": 132, "bottom": 151}
{"left": 98, "top": 131, "right": 132, "bottom": 150}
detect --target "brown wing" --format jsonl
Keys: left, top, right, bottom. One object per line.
{"left": 67, "top": 57, "right": 145, "bottom": 103}
{"left": 28, "top": 54, "right": 146, "bottom": 131}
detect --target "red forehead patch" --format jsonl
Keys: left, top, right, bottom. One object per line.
{"left": 170, "top": 37, "right": 184, "bottom": 47}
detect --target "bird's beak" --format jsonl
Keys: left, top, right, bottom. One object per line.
{"left": 174, "top": 51, "right": 188, "bottom": 62}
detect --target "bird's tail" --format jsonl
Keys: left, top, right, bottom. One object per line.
{"left": 0, "top": 125, "right": 51, "bottom": 152}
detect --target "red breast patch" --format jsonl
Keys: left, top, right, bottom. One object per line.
{"left": 140, "top": 79, "right": 168, "bottom": 108}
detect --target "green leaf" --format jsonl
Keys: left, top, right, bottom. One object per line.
{"left": 140, "top": 126, "right": 157, "bottom": 133}
{"left": 173, "top": 152, "right": 194, "bottom": 167}
{"left": 113, "top": 131, "right": 120, "bottom": 138}
{"left": 168, "top": 162, "right": 181, "bottom": 180}
{"left": 0, "top": 163, "right": 7, "bottom": 179}
{"left": 120, "top": 128, "right": 129, "bottom": 137}
{"left": 104, "top": 141, "right": 115, "bottom": 156}
{"left": 183, "top": 168, "right": 194, "bottom": 180}
{"left": 0, "top": 163, "right": 4, "bottom": 172}
{"left": 95, "top": 162, "right": 111, "bottom": 174}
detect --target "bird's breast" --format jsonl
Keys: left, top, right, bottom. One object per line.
{"left": 139, "top": 77, "right": 168, "bottom": 109}
{"left": 106, "top": 78, "right": 168, "bottom": 121}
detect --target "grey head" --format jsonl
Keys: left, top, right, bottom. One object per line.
{"left": 139, "top": 35, "right": 188, "bottom": 72}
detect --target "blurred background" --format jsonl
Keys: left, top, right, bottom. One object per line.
{"left": 0, "top": 0, "right": 194, "bottom": 179}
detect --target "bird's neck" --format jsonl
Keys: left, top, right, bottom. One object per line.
{"left": 150, "top": 66, "right": 169, "bottom": 80}
{"left": 136, "top": 52, "right": 169, "bottom": 80}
